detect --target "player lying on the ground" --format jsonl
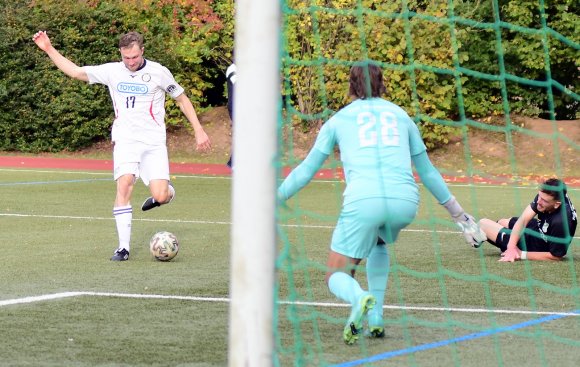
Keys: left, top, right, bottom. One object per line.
{"left": 478, "top": 178, "right": 577, "bottom": 262}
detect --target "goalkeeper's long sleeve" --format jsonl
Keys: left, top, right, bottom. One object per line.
{"left": 278, "top": 148, "right": 328, "bottom": 201}
{"left": 411, "top": 151, "right": 452, "bottom": 205}
{"left": 412, "top": 152, "right": 483, "bottom": 247}
{"left": 412, "top": 151, "right": 468, "bottom": 219}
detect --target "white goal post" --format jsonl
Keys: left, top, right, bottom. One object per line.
{"left": 227, "top": 0, "right": 280, "bottom": 366}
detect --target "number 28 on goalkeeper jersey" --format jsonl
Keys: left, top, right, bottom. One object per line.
{"left": 312, "top": 98, "right": 427, "bottom": 205}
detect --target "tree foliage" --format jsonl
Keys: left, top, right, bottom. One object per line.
{"left": 0, "top": 0, "right": 577, "bottom": 152}
{"left": 0, "top": 0, "right": 233, "bottom": 152}
{"left": 456, "top": 0, "right": 580, "bottom": 120}
{"left": 282, "top": 0, "right": 579, "bottom": 148}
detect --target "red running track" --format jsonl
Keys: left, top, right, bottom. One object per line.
{"left": 1, "top": 155, "right": 579, "bottom": 187}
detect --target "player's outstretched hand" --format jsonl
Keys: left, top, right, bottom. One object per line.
{"left": 32, "top": 31, "right": 52, "bottom": 52}
{"left": 454, "top": 213, "right": 486, "bottom": 248}
{"left": 499, "top": 247, "right": 520, "bottom": 262}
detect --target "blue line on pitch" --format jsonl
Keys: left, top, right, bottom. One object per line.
{"left": 0, "top": 178, "right": 110, "bottom": 186}
{"left": 331, "top": 310, "right": 580, "bottom": 367}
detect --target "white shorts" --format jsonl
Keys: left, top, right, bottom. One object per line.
{"left": 113, "top": 141, "right": 170, "bottom": 185}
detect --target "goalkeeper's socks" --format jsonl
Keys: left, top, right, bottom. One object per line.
{"left": 328, "top": 272, "right": 364, "bottom": 304}
{"left": 113, "top": 205, "right": 132, "bottom": 251}
{"left": 366, "top": 243, "right": 389, "bottom": 320}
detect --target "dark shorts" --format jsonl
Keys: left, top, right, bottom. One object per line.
{"left": 493, "top": 217, "right": 548, "bottom": 252}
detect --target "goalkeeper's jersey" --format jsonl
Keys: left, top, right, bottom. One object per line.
{"left": 83, "top": 59, "right": 184, "bottom": 145}
{"left": 313, "top": 98, "right": 426, "bottom": 205}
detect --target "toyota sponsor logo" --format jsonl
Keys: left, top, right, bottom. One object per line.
{"left": 117, "top": 82, "right": 148, "bottom": 94}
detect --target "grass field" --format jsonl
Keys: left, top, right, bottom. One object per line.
{"left": 1, "top": 166, "right": 579, "bottom": 366}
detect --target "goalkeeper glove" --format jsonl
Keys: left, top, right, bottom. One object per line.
{"left": 443, "top": 196, "right": 486, "bottom": 248}
{"left": 453, "top": 213, "right": 486, "bottom": 248}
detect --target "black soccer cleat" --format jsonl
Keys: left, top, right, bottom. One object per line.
{"left": 365, "top": 313, "right": 385, "bottom": 338}
{"left": 111, "top": 248, "right": 129, "bottom": 261}
{"left": 367, "top": 326, "right": 385, "bottom": 338}
{"left": 141, "top": 197, "right": 161, "bottom": 211}
{"left": 141, "top": 182, "right": 174, "bottom": 211}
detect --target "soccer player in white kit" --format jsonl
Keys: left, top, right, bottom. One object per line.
{"left": 32, "top": 30, "right": 211, "bottom": 261}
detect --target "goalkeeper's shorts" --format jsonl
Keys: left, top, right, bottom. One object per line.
{"left": 330, "top": 197, "right": 417, "bottom": 259}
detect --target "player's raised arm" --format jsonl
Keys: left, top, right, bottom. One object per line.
{"left": 32, "top": 31, "right": 88, "bottom": 82}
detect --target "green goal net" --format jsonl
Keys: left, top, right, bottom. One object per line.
{"left": 275, "top": 1, "right": 580, "bottom": 366}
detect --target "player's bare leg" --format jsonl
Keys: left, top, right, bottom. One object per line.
{"left": 478, "top": 218, "right": 501, "bottom": 244}
{"left": 141, "top": 179, "right": 175, "bottom": 211}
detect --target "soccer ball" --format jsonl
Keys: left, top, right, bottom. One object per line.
{"left": 149, "top": 231, "right": 179, "bottom": 261}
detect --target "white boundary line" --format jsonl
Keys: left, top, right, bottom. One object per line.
{"left": 0, "top": 168, "right": 110, "bottom": 175}
{"left": 0, "top": 292, "right": 85, "bottom": 306}
{"left": 0, "top": 292, "right": 230, "bottom": 307}
{"left": 1, "top": 212, "right": 579, "bottom": 240}
{"left": 0, "top": 213, "right": 231, "bottom": 226}
{"left": 1, "top": 291, "right": 578, "bottom": 317}
{"left": 0, "top": 212, "right": 475, "bottom": 236}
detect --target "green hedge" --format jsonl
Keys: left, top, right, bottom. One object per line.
{"left": 0, "top": 0, "right": 577, "bottom": 152}
{"left": 282, "top": 0, "right": 579, "bottom": 149}
{"left": 0, "top": 0, "right": 233, "bottom": 153}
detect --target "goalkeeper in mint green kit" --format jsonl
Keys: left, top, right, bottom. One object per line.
{"left": 278, "top": 61, "right": 484, "bottom": 344}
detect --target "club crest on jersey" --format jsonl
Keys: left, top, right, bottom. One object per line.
{"left": 116, "top": 82, "right": 148, "bottom": 95}
{"left": 542, "top": 222, "right": 549, "bottom": 233}
{"left": 166, "top": 84, "right": 177, "bottom": 93}
{"left": 142, "top": 73, "right": 151, "bottom": 82}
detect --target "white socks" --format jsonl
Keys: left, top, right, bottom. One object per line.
{"left": 113, "top": 205, "right": 132, "bottom": 251}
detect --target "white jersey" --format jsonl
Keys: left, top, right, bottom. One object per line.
{"left": 83, "top": 60, "right": 184, "bottom": 145}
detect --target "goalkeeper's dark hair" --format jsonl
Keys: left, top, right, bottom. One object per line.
{"left": 119, "top": 32, "right": 144, "bottom": 49}
{"left": 349, "top": 61, "right": 386, "bottom": 100}
{"left": 540, "top": 178, "right": 567, "bottom": 200}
